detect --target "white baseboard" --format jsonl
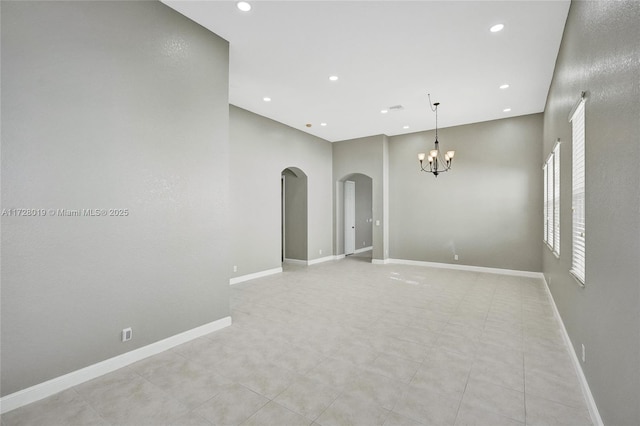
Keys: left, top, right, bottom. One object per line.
{"left": 334, "top": 254, "right": 346, "bottom": 260}
{"left": 541, "top": 277, "right": 603, "bottom": 426}
{"left": 0, "top": 316, "right": 232, "bottom": 414}
{"left": 229, "top": 267, "right": 282, "bottom": 285}
{"left": 383, "top": 258, "right": 544, "bottom": 278}
{"left": 371, "top": 258, "right": 389, "bottom": 265}
{"left": 354, "top": 246, "right": 373, "bottom": 254}
{"left": 308, "top": 255, "right": 337, "bottom": 265}
{"left": 283, "top": 258, "right": 307, "bottom": 265}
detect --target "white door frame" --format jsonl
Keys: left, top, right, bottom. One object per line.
{"left": 281, "top": 174, "right": 285, "bottom": 262}
{"left": 344, "top": 180, "right": 356, "bottom": 255}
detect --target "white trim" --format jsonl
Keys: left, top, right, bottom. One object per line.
{"left": 354, "top": 246, "right": 373, "bottom": 254}
{"left": 283, "top": 258, "right": 308, "bottom": 265}
{"left": 569, "top": 269, "right": 586, "bottom": 288}
{"left": 570, "top": 98, "right": 586, "bottom": 284}
{"left": 344, "top": 180, "right": 356, "bottom": 255}
{"left": 308, "top": 255, "right": 336, "bottom": 265}
{"left": 229, "top": 267, "right": 282, "bottom": 285}
{"left": 383, "top": 258, "right": 544, "bottom": 278}
{"left": 238, "top": 257, "right": 344, "bottom": 276}
{"left": 285, "top": 256, "right": 342, "bottom": 266}
{"left": 281, "top": 174, "right": 286, "bottom": 263}
{"left": 541, "top": 276, "right": 603, "bottom": 426}
{"left": 371, "top": 258, "right": 389, "bottom": 265}
{"left": 568, "top": 92, "right": 586, "bottom": 122}
{"left": 0, "top": 316, "right": 232, "bottom": 414}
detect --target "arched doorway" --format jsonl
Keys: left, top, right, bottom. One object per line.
{"left": 281, "top": 167, "right": 308, "bottom": 263}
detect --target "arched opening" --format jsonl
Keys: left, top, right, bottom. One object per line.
{"left": 337, "top": 173, "right": 373, "bottom": 262}
{"left": 281, "top": 167, "right": 308, "bottom": 263}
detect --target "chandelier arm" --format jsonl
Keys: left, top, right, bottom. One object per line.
{"left": 420, "top": 159, "right": 452, "bottom": 175}
{"left": 429, "top": 151, "right": 453, "bottom": 173}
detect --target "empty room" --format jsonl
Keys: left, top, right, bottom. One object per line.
{"left": 1, "top": 1, "right": 639, "bottom": 425}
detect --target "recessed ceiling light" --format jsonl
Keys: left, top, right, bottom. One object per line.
{"left": 500, "top": 84, "right": 510, "bottom": 89}
{"left": 320, "top": 122, "right": 327, "bottom": 126}
{"left": 381, "top": 109, "right": 388, "bottom": 114}
{"left": 503, "top": 108, "right": 512, "bottom": 112}
{"left": 490, "top": 24, "right": 504, "bottom": 33}
{"left": 237, "top": 2, "right": 251, "bottom": 12}
{"left": 403, "top": 125, "right": 410, "bottom": 129}
{"left": 263, "top": 97, "right": 271, "bottom": 102}
{"left": 329, "top": 75, "right": 339, "bottom": 81}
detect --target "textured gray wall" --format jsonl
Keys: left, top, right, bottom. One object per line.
{"left": 332, "top": 136, "right": 388, "bottom": 260}
{"left": 284, "top": 169, "right": 308, "bottom": 261}
{"left": 389, "top": 114, "right": 543, "bottom": 272}
{"left": 1, "top": 1, "right": 230, "bottom": 396}
{"left": 229, "top": 106, "right": 332, "bottom": 277}
{"left": 542, "top": 1, "right": 640, "bottom": 424}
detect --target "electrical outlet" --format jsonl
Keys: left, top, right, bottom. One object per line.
{"left": 581, "top": 344, "right": 586, "bottom": 363}
{"left": 122, "top": 327, "right": 133, "bottom": 342}
{"left": 363, "top": 241, "right": 366, "bottom": 247}
{"left": 233, "top": 265, "right": 237, "bottom": 273}
{"left": 454, "top": 254, "right": 459, "bottom": 261}
{"left": 319, "top": 249, "right": 322, "bottom": 255}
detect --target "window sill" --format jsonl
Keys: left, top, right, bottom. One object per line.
{"left": 569, "top": 269, "right": 585, "bottom": 288}
{"left": 544, "top": 242, "right": 560, "bottom": 259}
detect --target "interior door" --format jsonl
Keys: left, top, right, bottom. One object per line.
{"left": 344, "top": 180, "right": 355, "bottom": 255}
{"left": 281, "top": 175, "right": 285, "bottom": 262}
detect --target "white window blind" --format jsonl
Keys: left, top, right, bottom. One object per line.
{"left": 546, "top": 161, "right": 554, "bottom": 249}
{"left": 543, "top": 142, "right": 560, "bottom": 255}
{"left": 543, "top": 163, "right": 549, "bottom": 244}
{"left": 553, "top": 143, "right": 560, "bottom": 256}
{"left": 570, "top": 99, "right": 586, "bottom": 284}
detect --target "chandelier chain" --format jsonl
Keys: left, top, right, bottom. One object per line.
{"left": 428, "top": 93, "right": 438, "bottom": 140}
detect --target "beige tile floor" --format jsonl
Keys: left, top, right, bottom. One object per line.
{"left": 2, "top": 253, "right": 594, "bottom": 425}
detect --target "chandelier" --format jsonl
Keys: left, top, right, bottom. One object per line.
{"left": 418, "top": 95, "right": 455, "bottom": 177}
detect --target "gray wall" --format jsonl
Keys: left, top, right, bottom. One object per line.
{"left": 332, "top": 136, "right": 388, "bottom": 260}
{"left": 389, "top": 114, "right": 543, "bottom": 272}
{"left": 352, "top": 174, "right": 373, "bottom": 250}
{"left": 230, "top": 106, "right": 332, "bottom": 277}
{"left": 542, "top": 1, "right": 640, "bottom": 424}
{"left": 1, "top": 1, "right": 231, "bottom": 396}
{"left": 283, "top": 169, "right": 308, "bottom": 261}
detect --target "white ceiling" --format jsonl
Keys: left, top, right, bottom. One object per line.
{"left": 163, "top": 0, "right": 570, "bottom": 142}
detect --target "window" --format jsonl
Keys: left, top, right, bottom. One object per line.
{"left": 543, "top": 141, "right": 560, "bottom": 257}
{"left": 570, "top": 98, "right": 586, "bottom": 284}
{"left": 553, "top": 143, "right": 560, "bottom": 255}
{"left": 542, "top": 161, "right": 551, "bottom": 244}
